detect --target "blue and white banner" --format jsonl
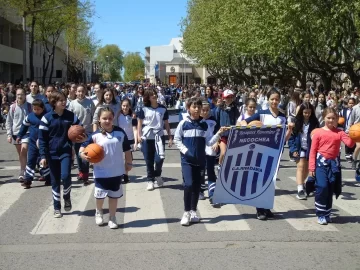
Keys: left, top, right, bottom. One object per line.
{"left": 213, "top": 125, "right": 286, "bottom": 209}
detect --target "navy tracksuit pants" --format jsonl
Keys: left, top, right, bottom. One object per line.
{"left": 182, "top": 162, "right": 203, "bottom": 212}
{"left": 141, "top": 138, "right": 165, "bottom": 182}
{"left": 206, "top": 155, "right": 217, "bottom": 198}
{"left": 315, "top": 164, "right": 338, "bottom": 217}
{"left": 200, "top": 155, "right": 217, "bottom": 196}
{"left": 49, "top": 155, "right": 72, "bottom": 210}
{"left": 24, "top": 142, "right": 50, "bottom": 183}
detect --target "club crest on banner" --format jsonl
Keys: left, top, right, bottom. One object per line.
{"left": 213, "top": 125, "right": 286, "bottom": 209}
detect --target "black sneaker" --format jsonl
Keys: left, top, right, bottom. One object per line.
{"left": 209, "top": 197, "right": 221, "bottom": 208}
{"left": 64, "top": 199, "right": 72, "bottom": 212}
{"left": 21, "top": 181, "right": 31, "bottom": 189}
{"left": 296, "top": 190, "right": 307, "bottom": 200}
{"left": 265, "top": 209, "right": 274, "bottom": 218}
{"left": 257, "top": 210, "right": 267, "bottom": 220}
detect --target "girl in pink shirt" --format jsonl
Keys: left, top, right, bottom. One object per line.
{"left": 309, "top": 108, "right": 355, "bottom": 225}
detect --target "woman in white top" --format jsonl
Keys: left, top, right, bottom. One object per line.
{"left": 117, "top": 98, "right": 135, "bottom": 183}
{"left": 93, "top": 88, "right": 121, "bottom": 132}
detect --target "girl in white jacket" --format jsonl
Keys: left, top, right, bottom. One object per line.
{"left": 6, "top": 88, "right": 32, "bottom": 181}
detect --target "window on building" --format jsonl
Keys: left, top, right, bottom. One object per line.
{"left": 56, "top": 70, "right": 62, "bottom": 78}
{"left": 0, "top": 26, "right": 4, "bottom": 45}
{"left": 180, "top": 50, "right": 184, "bottom": 53}
{"left": 173, "top": 50, "right": 178, "bottom": 53}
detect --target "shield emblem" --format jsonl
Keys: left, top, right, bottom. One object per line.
{"left": 219, "top": 144, "right": 277, "bottom": 201}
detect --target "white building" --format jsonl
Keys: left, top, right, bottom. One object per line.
{"left": 0, "top": 9, "right": 67, "bottom": 84}
{"left": 145, "top": 37, "right": 217, "bottom": 85}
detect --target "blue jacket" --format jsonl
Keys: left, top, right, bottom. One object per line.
{"left": 288, "top": 122, "right": 318, "bottom": 159}
{"left": 17, "top": 112, "right": 46, "bottom": 143}
{"left": 38, "top": 109, "right": 81, "bottom": 159}
{"left": 174, "top": 116, "right": 220, "bottom": 166}
{"left": 215, "top": 103, "right": 240, "bottom": 137}
{"left": 42, "top": 97, "right": 52, "bottom": 113}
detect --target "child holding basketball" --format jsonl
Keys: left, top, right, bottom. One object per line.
{"left": 288, "top": 102, "right": 319, "bottom": 200}
{"left": 80, "top": 107, "right": 132, "bottom": 229}
{"left": 116, "top": 98, "right": 135, "bottom": 183}
{"left": 38, "top": 91, "right": 87, "bottom": 218}
{"left": 240, "top": 88, "right": 294, "bottom": 221}
{"left": 309, "top": 108, "right": 355, "bottom": 225}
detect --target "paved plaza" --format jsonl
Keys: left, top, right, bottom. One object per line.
{"left": 1, "top": 128, "right": 360, "bottom": 270}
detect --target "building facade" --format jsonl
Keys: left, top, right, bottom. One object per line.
{"left": 145, "top": 38, "right": 217, "bottom": 85}
{"left": 0, "top": 9, "right": 67, "bottom": 84}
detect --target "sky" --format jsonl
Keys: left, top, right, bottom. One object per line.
{"left": 91, "top": 0, "right": 188, "bottom": 56}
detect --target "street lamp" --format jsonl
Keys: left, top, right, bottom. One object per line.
{"left": 22, "top": 5, "right": 63, "bottom": 82}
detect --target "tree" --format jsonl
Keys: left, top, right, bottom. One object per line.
{"left": 181, "top": 0, "right": 360, "bottom": 88}
{"left": 96, "top": 44, "right": 124, "bottom": 81}
{"left": 0, "top": 0, "right": 97, "bottom": 83}
{"left": 123, "top": 52, "right": 145, "bottom": 82}
{"left": 34, "top": 0, "right": 95, "bottom": 84}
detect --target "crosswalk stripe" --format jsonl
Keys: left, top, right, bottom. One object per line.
{"left": 30, "top": 178, "right": 94, "bottom": 235}
{"left": 274, "top": 184, "right": 338, "bottom": 231}
{"left": 0, "top": 182, "right": 26, "bottom": 218}
{"left": 289, "top": 176, "right": 360, "bottom": 217}
{"left": 197, "top": 199, "right": 250, "bottom": 231}
{"left": 123, "top": 177, "right": 169, "bottom": 233}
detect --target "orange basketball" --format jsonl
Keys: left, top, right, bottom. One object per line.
{"left": 310, "top": 128, "right": 321, "bottom": 138}
{"left": 338, "top": 117, "right": 345, "bottom": 125}
{"left": 84, "top": 143, "right": 105, "bottom": 163}
{"left": 248, "top": 120, "right": 262, "bottom": 127}
{"left": 349, "top": 123, "right": 360, "bottom": 142}
{"left": 68, "top": 125, "right": 85, "bottom": 142}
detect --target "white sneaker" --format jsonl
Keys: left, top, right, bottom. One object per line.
{"left": 147, "top": 181, "right": 154, "bottom": 191}
{"left": 155, "top": 176, "right": 164, "bottom": 187}
{"left": 190, "top": 210, "right": 200, "bottom": 223}
{"left": 18, "top": 170, "right": 24, "bottom": 182}
{"left": 108, "top": 216, "right": 118, "bottom": 229}
{"left": 95, "top": 210, "right": 103, "bottom": 226}
{"left": 180, "top": 211, "right": 191, "bottom": 226}
{"left": 199, "top": 192, "right": 205, "bottom": 200}
{"left": 53, "top": 209, "right": 62, "bottom": 218}
{"left": 317, "top": 216, "right": 328, "bottom": 225}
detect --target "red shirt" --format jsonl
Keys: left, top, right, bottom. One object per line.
{"left": 309, "top": 128, "right": 355, "bottom": 171}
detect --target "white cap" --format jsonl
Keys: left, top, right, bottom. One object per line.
{"left": 223, "top": 89, "right": 234, "bottom": 98}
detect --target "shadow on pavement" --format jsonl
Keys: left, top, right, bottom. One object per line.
{"left": 120, "top": 218, "right": 180, "bottom": 229}
{"left": 63, "top": 206, "right": 140, "bottom": 217}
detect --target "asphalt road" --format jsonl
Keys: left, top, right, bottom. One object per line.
{"left": 0, "top": 126, "right": 360, "bottom": 270}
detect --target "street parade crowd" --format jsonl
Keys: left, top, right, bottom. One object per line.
{"left": 0, "top": 81, "right": 358, "bottom": 228}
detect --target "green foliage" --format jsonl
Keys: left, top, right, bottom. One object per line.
{"left": 182, "top": 0, "right": 360, "bottom": 87}
{"left": 96, "top": 44, "right": 124, "bottom": 81}
{"left": 123, "top": 53, "right": 145, "bottom": 82}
